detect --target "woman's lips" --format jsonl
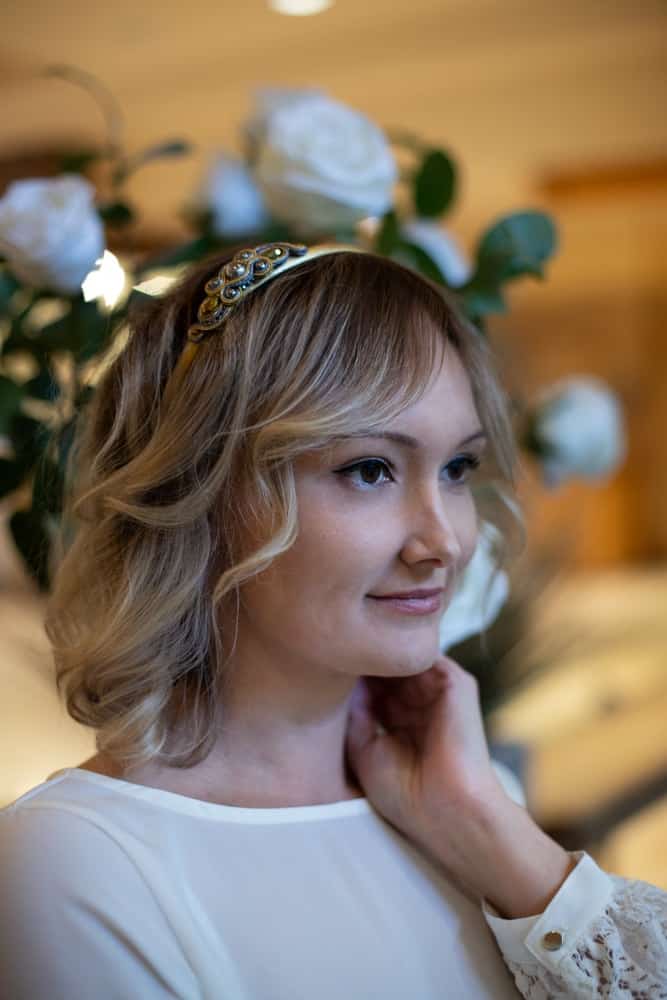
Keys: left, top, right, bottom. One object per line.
{"left": 368, "top": 593, "right": 443, "bottom": 615}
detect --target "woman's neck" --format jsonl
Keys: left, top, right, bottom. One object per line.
{"left": 77, "top": 751, "right": 365, "bottom": 808}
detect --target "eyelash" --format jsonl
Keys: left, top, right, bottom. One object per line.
{"left": 335, "top": 454, "right": 482, "bottom": 491}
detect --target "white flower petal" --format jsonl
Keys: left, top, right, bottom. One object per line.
{"left": 196, "top": 153, "right": 269, "bottom": 237}
{"left": 0, "top": 175, "right": 105, "bottom": 294}
{"left": 531, "top": 377, "right": 626, "bottom": 485}
{"left": 253, "top": 94, "right": 397, "bottom": 233}
{"left": 439, "top": 521, "right": 509, "bottom": 651}
{"left": 243, "top": 85, "right": 326, "bottom": 152}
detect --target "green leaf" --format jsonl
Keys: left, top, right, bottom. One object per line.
{"left": 0, "top": 269, "right": 21, "bottom": 312}
{"left": 395, "top": 240, "right": 449, "bottom": 286}
{"left": 469, "top": 314, "right": 487, "bottom": 336}
{"left": 24, "top": 368, "right": 61, "bottom": 402}
{"left": 74, "top": 384, "right": 95, "bottom": 410}
{"left": 139, "top": 139, "right": 191, "bottom": 160}
{"left": 113, "top": 139, "right": 192, "bottom": 185}
{"left": 255, "top": 220, "right": 297, "bottom": 244}
{"left": 332, "top": 228, "right": 359, "bottom": 244}
{"left": 414, "top": 149, "right": 457, "bottom": 218}
{"left": 519, "top": 416, "right": 552, "bottom": 459}
{"left": 32, "top": 307, "right": 78, "bottom": 353}
{"left": 32, "top": 452, "right": 65, "bottom": 517}
{"left": 98, "top": 200, "right": 135, "bottom": 227}
{"left": 73, "top": 300, "right": 112, "bottom": 363}
{"left": 59, "top": 149, "right": 101, "bottom": 174}
{"left": 475, "top": 211, "right": 558, "bottom": 284}
{"left": 458, "top": 211, "right": 558, "bottom": 321}
{"left": 2, "top": 325, "right": 47, "bottom": 363}
{"left": 375, "top": 211, "right": 401, "bottom": 256}
{"left": 0, "top": 457, "right": 27, "bottom": 499}
{"left": 2, "top": 296, "right": 81, "bottom": 362}
{"left": 33, "top": 299, "right": 110, "bottom": 363}
{"left": 9, "top": 507, "right": 52, "bottom": 591}
{"left": 461, "top": 285, "right": 507, "bottom": 317}
{"left": 136, "top": 235, "right": 216, "bottom": 273}
{"left": 183, "top": 206, "right": 216, "bottom": 239}
{"left": 0, "top": 375, "right": 24, "bottom": 435}
{"left": 8, "top": 413, "right": 49, "bottom": 470}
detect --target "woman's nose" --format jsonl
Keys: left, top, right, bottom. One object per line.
{"left": 400, "top": 497, "right": 464, "bottom": 566}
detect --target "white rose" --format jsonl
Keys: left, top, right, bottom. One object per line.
{"left": 400, "top": 218, "right": 472, "bottom": 287}
{"left": 530, "top": 376, "right": 626, "bottom": 488}
{"left": 253, "top": 94, "right": 397, "bottom": 235}
{"left": 439, "top": 521, "right": 509, "bottom": 651}
{"left": 196, "top": 153, "right": 269, "bottom": 237}
{"left": 242, "top": 85, "right": 326, "bottom": 159}
{"left": 0, "top": 175, "right": 105, "bottom": 295}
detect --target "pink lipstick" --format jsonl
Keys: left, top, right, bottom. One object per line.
{"left": 368, "top": 590, "right": 443, "bottom": 615}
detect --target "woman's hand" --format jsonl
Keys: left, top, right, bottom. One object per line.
{"left": 345, "top": 657, "right": 505, "bottom": 852}
{"left": 345, "top": 656, "right": 574, "bottom": 913}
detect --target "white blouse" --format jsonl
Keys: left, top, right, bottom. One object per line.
{"left": 0, "top": 767, "right": 665, "bottom": 999}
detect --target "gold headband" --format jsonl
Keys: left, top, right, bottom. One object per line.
{"left": 178, "top": 241, "right": 365, "bottom": 371}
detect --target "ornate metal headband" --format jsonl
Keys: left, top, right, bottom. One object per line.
{"left": 178, "top": 241, "right": 365, "bottom": 371}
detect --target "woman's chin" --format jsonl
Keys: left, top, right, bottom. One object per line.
{"left": 363, "top": 645, "right": 442, "bottom": 678}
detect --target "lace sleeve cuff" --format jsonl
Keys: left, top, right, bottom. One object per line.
{"left": 480, "top": 850, "right": 615, "bottom": 971}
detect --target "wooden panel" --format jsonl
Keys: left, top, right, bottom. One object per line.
{"left": 489, "top": 184, "right": 667, "bottom": 567}
{"left": 0, "top": 0, "right": 665, "bottom": 241}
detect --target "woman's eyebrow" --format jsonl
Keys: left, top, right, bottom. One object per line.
{"left": 336, "top": 429, "right": 487, "bottom": 449}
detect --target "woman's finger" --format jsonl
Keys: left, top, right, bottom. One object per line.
{"left": 365, "top": 665, "right": 446, "bottom": 711}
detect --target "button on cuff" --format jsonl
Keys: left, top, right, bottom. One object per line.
{"left": 525, "top": 851, "right": 614, "bottom": 971}
{"left": 541, "top": 930, "right": 564, "bottom": 951}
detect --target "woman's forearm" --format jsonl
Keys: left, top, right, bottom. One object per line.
{"left": 420, "top": 791, "right": 577, "bottom": 919}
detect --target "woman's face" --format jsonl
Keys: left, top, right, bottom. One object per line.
{"left": 236, "top": 342, "right": 487, "bottom": 683}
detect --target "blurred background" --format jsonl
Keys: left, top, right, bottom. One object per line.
{"left": 1, "top": 0, "right": 666, "bottom": 887}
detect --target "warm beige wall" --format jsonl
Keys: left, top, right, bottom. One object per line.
{"left": 1, "top": 0, "right": 665, "bottom": 241}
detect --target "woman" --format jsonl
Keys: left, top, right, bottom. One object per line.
{"left": 1, "top": 243, "right": 665, "bottom": 998}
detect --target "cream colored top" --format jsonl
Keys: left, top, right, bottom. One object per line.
{"left": 0, "top": 767, "right": 665, "bottom": 999}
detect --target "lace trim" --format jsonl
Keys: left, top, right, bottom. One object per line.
{"left": 504, "top": 874, "right": 667, "bottom": 999}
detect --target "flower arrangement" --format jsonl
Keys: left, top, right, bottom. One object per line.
{"left": 0, "top": 74, "right": 626, "bottom": 693}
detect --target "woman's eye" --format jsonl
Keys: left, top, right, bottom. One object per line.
{"left": 337, "top": 459, "right": 394, "bottom": 488}
{"left": 336, "top": 454, "right": 481, "bottom": 490}
{"left": 446, "top": 454, "right": 481, "bottom": 483}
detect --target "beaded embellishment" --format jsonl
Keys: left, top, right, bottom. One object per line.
{"left": 186, "top": 242, "right": 308, "bottom": 343}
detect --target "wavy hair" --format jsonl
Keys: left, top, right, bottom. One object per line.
{"left": 44, "top": 248, "right": 523, "bottom": 770}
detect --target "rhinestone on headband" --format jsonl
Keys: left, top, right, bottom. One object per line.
{"left": 186, "top": 242, "right": 308, "bottom": 343}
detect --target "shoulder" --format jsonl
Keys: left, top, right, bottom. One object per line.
{"left": 0, "top": 770, "right": 162, "bottom": 910}
{"left": 0, "top": 775, "right": 199, "bottom": 998}
{"left": 1, "top": 790, "right": 143, "bottom": 905}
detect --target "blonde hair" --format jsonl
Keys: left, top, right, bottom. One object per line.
{"left": 44, "top": 248, "right": 523, "bottom": 770}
